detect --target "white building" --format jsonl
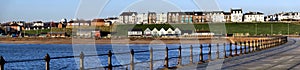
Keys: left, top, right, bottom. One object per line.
{"left": 243, "top": 12, "right": 264, "bottom": 22}
{"left": 230, "top": 8, "right": 243, "bottom": 22}
{"left": 144, "top": 28, "right": 152, "bottom": 37}
{"left": 156, "top": 13, "right": 168, "bottom": 24}
{"left": 174, "top": 28, "right": 181, "bottom": 36}
{"left": 159, "top": 28, "right": 166, "bottom": 36}
{"left": 137, "top": 13, "right": 148, "bottom": 24}
{"left": 32, "top": 21, "right": 44, "bottom": 30}
{"left": 203, "top": 11, "right": 225, "bottom": 22}
{"left": 278, "top": 12, "right": 300, "bottom": 21}
{"left": 151, "top": 28, "right": 159, "bottom": 36}
{"left": 128, "top": 29, "right": 143, "bottom": 37}
{"left": 119, "top": 12, "right": 138, "bottom": 24}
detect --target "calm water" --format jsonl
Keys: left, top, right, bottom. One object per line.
{"left": 0, "top": 44, "right": 239, "bottom": 70}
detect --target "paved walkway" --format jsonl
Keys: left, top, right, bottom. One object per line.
{"left": 177, "top": 38, "right": 300, "bottom": 70}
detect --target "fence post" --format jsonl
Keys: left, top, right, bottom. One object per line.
{"left": 130, "top": 49, "right": 134, "bottom": 70}
{"left": 223, "top": 43, "right": 227, "bottom": 58}
{"left": 234, "top": 42, "right": 238, "bottom": 56}
{"left": 150, "top": 47, "right": 153, "bottom": 70}
{"left": 177, "top": 46, "right": 182, "bottom": 66}
{"left": 164, "top": 47, "right": 169, "bottom": 68}
{"left": 44, "top": 53, "right": 50, "bottom": 70}
{"left": 248, "top": 41, "right": 251, "bottom": 53}
{"left": 80, "top": 52, "right": 84, "bottom": 70}
{"left": 190, "top": 45, "right": 193, "bottom": 64}
{"left": 216, "top": 43, "right": 220, "bottom": 59}
{"left": 252, "top": 40, "right": 255, "bottom": 52}
{"left": 0, "top": 56, "right": 5, "bottom": 70}
{"left": 108, "top": 50, "right": 112, "bottom": 70}
{"left": 239, "top": 42, "right": 243, "bottom": 55}
{"left": 229, "top": 43, "right": 233, "bottom": 57}
{"left": 244, "top": 42, "right": 247, "bottom": 54}
{"left": 208, "top": 44, "right": 212, "bottom": 61}
{"left": 199, "top": 44, "right": 205, "bottom": 63}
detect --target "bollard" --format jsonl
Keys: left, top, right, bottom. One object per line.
{"left": 223, "top": 43, "right": 227, "bottom": 58}
{"left": 248, "top": 41, "right": 251, "bottom": 53}
{"left": 190, "top": 45, "right": 193, "bottom": 64}
{"left": 199, "top": 44, "right": 205, "bottom": 63}
{"left": 108, "top": 50, "right": 112, "bottom": 70}
{"left": 150, "top": 47, "right": 153, "bottom": 70}
{"left": 234, "top": 42, "right": 238, "bottom": 56}
{"left": 0, "top": 56, "right": 5, "bottom": 70}
{"left": 244, "top": 42, "right": 247, "bottom": 54}
{"left": 216, "top": 43, "right": 220, "bottom": 59}
{"left": 164, "top": 47, "right": 169, "bottom": 68}
{"left": 252, "top": 40, "right": 255, "bottom": 52}
{"left": 208, "top": 44, "right": 212, "bottom": 61}
{"left": 229, "top": 43, "right": 233, "bottom": 57}
{"left": 178, "top": 46, "right": 182, "bottom": 66}
{"left": 130, "top": 49, "right": 134, "bottom": 70}
{"left": 44, "top": 53, "right": 51, "bottom": 70}
{"left": 239, "top": 42, "right": 243, "bottom": 55}
{"left": 80, "top": 52, "right": 84, "bottom": 70}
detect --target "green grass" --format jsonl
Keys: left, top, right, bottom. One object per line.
{"left": 22, "top": 22, "right": 300, "bottom": 36}
{"left": 113, "top": 22, "right": 300, "bottom": 35}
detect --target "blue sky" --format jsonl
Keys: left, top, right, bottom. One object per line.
{"left": 1, "top": 0, "right": 300, "bottom": 22}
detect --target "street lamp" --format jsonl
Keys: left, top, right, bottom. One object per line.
{"left": 271, "top": 24, "right": 273, "bottom": 35}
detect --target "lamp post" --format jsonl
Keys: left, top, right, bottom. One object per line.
{"left": 271, "top": 24, "right": 273, "bottom": 35}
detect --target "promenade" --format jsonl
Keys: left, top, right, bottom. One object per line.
{"left": 177, "top": 38, "right": 300, "bottom": 70}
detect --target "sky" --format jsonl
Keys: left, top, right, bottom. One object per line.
{"left": 1, "top": 0, "right": 300, "bottom": 23}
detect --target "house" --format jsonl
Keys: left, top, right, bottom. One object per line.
{"left": 174, "top": 28, "right": 181, "bottom": 36}
{"left": 164, "top": 28, "right": 176, "bottom": 38}
{"left": 144, "top": 28, "right": 152, "bottom": 37}
{"left": 230, "top": 8, "right": 243, "bottom": 22}
{"left": 4, "top": 22, "right": 22, "bottom": 37}
{"left": 167, "top": 12, "right": 184, "bottom": 23}
{"left": 119, "top": 12, "right": 138, "bottom": 24}
{"left": 32, "top": 21, "right": 44, "bottom": 30}
{"left": 165, "top": 28, "right": 174, "bottom": 35}
{"left": 203, "top": 11, "right": 225, "bottom": 22}
{"left": 104, "top": 17, "right": 118, "bottom": 26}
{"left": 156, "top": 13, "right": 167, "bottom": 24}
{"left": 128, "top": 28, "right": 143, "bottom": 37}
{"left": 148, "top": 12, "right": 157, "bottom": 24}
{"left": 276, "top": 12, "right": 300, "bottom": 22}
{"left": 151, "top": 28, "right": 159, "bottom": 37}
{"left": 159, "top": 28, "right": 166, "bottom": 36}
{"left": 24, "top": 23, "right": 33, "bottom": 30}
{"left": 243, "top": 12, "right": 264, "bottom": 22}
{"left": 223, "top": 12, "right": 231, "bottom": 22}
{"left": 193, "top": 12, "right": 206, "bottom": 23}
{"left": 137, "top": 13, "right": 148, "bottom": 24}
{"left": 67, "top": 19, "right": 91, "bottom": 28}
{"left": 91, "top": 18, "right": 105, "bottom": 26}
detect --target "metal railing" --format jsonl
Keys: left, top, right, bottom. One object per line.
{"left": 0, "top": 36, "right": 288, "bottom": 70}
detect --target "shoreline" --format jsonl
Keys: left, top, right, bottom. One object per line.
{"left": 0, "top": 38, "right": 228, "bottom": 44}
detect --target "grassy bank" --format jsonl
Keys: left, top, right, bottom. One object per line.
{"left": 23, "top": 22, "right": 300, "bottom": 35}
{"left": 114, "top": 22, "right": 300, "bottom": 35}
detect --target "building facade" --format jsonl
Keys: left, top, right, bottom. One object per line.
{"left": 243, "top": 12, "right": 264, "bottom": 22}
{"left": 231, "top": 8, "right": 243, "bottom": 22}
